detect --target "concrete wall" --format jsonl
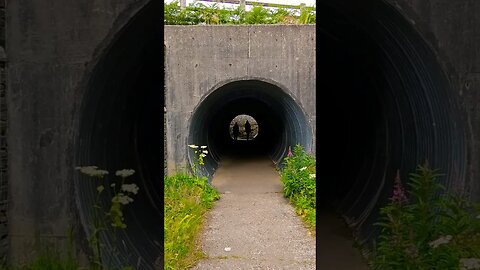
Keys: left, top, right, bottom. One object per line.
{"left": 6, "top": 0, "right": 151, "bottom": 263}
{"left": 164, "top": 25, "right": 316, "bottom": 174}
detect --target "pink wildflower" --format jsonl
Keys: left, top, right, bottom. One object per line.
{"left": 287, "top": 146, "right": 293, "bottom": 157}
{"left": 392, "top": 169, "right": 408, "bottom": 205}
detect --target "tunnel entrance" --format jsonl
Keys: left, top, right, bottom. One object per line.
{"left": 75, "top": 1, "right": 162, "bottom": 269}
{"left": 317, "top": 0, "right": 466, "bottom": 248}
{"left": 187, "top": 79, "right": 313, "bottom": 179}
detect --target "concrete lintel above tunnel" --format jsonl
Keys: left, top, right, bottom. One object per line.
{"left": 164, "top": 25, "right": 316, "bottom": 175}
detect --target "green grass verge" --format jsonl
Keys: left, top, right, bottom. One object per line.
{"left": 164, "top": 174, "right": 220, "bottom": 270}
{"left": 280, "top": 145, "right": 316, "bottom": 231}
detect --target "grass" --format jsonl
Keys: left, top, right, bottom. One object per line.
{"left": 164, "top": 173, "right": 220, "bottom": 270}
{"left": 280, "top": 145, "right": 316, "bottom": 231}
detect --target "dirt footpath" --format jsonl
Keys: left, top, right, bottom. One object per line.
{"left": 192, "top": 156, "right": 316, "bottom": 269}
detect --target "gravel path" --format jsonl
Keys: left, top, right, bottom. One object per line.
{"left": 192, "top": 156, "right": 316, "bottom": 270}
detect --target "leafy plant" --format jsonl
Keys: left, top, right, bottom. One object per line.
{"left": 371, "top": 163, "right": 480, "bottom": 270}
{"left": 164, "top": 1, "right": 315, "bottom": 25}
{"left": 280, "top": 144, "right": 316, "bottom": 228}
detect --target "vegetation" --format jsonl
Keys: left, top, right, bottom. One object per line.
{"left": 164, "top": 1, "right": 316, "bottom": 25}
{"left": 280, "top": 144, "right": 316, "bottom": 229}
{"left": 371, "top": 163, "right": 480, "bottom": 270}
{"left": 164, "top": 145, "right": 220, "bottom": 270}
{"left": 164, "top": 174, "right": 219, "bottom": 269}
{"left": 76, "top": 166, "right": 138, "bottom": 270}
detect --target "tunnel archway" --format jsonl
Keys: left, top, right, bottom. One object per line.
{"left": 74, "top": 1, "right": 162, "bottom": 269}
{"left": 317, "top": 0, "right": 467, "bottom": 247}
{"left": 187, "top": 79, "right": 313, "bottom": 179}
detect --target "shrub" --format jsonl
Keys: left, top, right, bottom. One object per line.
{"left": 371, "top": 163, "right": 480, "bottom": 270}
{"left": 164, "top": 1, "right": 315, "bottom": 25}
{"left": 280, "top": 144, "right": 316, "bottom": 228}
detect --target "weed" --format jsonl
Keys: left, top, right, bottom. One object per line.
{"left": 280, "top": 145, "right": 316, "bottom": 229}
{"left": 371, "top": 163, "right": 480, "bottom": 269}
{"left": 164, "top": 174, "right": 219, "bottom": 270}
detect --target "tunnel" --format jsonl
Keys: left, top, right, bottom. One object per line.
{"left": 75, "top": 1, "right": 162, "bottom": 269}
{"left": 187, "top": 79, "right": 314, "bottom": 178}
{"left": 72, "top": 0, "right": 468, "bottom": 267}
{"left": 317, "top": 0, "right": 467, "bottom": 248}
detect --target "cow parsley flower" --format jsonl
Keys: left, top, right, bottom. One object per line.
{"left": 115, "top": 193, "right": 133, "bottom": 205}
{"left": 201, "top": 146, "right": 207, "bottom": 149}
{"left": 121, "top": 183, "right": 139, "bottom": 194}
{"left": 188, "top": 144, "right": 199, "bottom": 149}
{"left": 76, "top": 166, "right": 109, "bottom": 178}
{"left": 115, "top": 169, "right": 135, "bottom": 178}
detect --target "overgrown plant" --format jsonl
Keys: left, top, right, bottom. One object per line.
{"left": 164, "top": 144, "right": 219, "bottom": 269}
{"left": 76, "top": 166, "right": 138, "bottom": 270}
{"left": 371, "top": 163, "right": 480, "bottom": 270}
{"left": 164, "top": 1, "right": 315, "bottom": 25}
{"left": 280, "top": 144, "right": 316, "bottom": 228}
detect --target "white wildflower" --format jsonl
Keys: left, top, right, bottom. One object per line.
{"left": 115, "top": 193, "right": 133, "bottom": 205}
{"left": 202, "top": 150, "right": 208, "bottom": 154}
{"left": 300, "top": 167, "right": 307, "bottom": 171}
{"left": 429, "top": 235, "right": 452, "bottom": 248}
{"left": 188, "top": 144, "right": 199, "bottom": 149}
{"left": 111, "top": 183, "right": 116, "bottom": 187}
{"left": 200, "top": 154, "right": 207, "bottom": 158}
{"left": 201, "top": 146, "right": 207, "bottom": 149}
{"left": 460, "top": 258, "right": 480, "bottom": 270}
{"left": 121, "top": 183, "right": 139, "bottom": 194}
{"left": 76, "top": 166, "right": 109, "bottom": 178}
{"left": 96, "top": 185, "right": 104, "bottom": 193}
{"left": 115, "top": 169, "right": 135, "bottom": 178}
{"left": 309, "top": 174, "right": 316, "bottom": 178}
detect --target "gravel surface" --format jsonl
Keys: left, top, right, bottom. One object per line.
{"left": 192, "top": 156, "right": 316, "bottom": 270}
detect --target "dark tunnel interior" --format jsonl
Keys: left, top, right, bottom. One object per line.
{"left": 317, "top": 0, "right": 466, "bottom": 246}
{"left": 187, "top": 80, "right": 313, "bottom": 178}
{"left": 75, "top": 1, "right": 162, "bottom": 268}
{"left": 73, "top": 0, "right": 468, "bottom": 268}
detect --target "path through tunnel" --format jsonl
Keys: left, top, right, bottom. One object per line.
{"left": 188, "top": 79, "right": 313, "bottom": 178}
{"left": 317, "top": 0, "right": 466, "bottom": 249}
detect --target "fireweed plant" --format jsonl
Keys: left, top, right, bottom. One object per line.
{"left": 164, "top": 145, "right": 219, "bottom": 269}
{"left": 280, "top": 144, "right": 316, "bottom": 229}
{"left": 371, "top": 162, "right": 480, "bottom": 270}
{"left": 76, "top": 166, "right": 138, "bottom": 270}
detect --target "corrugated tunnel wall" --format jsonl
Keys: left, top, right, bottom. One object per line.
{"left": 317, "top": 0, "right": 468, "bottom": 248}
{"left": 3, "top": 0, "right": 480, "bottom": 268}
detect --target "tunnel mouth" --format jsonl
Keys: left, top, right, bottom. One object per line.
{"left": 229, "top": 114, "right": 259, "bottom": 141}
{"left": 187, "top": 78, "right": 313, "bottom": 179}
{"left": 317, "top": 0, "right": 466, "bottom": 248}
{"left": 74, "top": 1, "right": 162, "bottom": 269}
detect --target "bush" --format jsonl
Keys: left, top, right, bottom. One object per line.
{"left": 371, "top": 163, "right": 480, "bottom": 270}
{"left": 164, "top": 174, "right": 219, "bottom": 270}
{"left": 164, "top": 1, "right": 315, "bottom": 25}
{"left": 280, "top": 144, "right": 316, "bottom": 228}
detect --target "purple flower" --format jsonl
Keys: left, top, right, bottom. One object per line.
{"left": 287, "top": 146, "right": 293, "bottom": 157}
{"left": 392, "top": 169, "right": 408, "bottom": 205}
